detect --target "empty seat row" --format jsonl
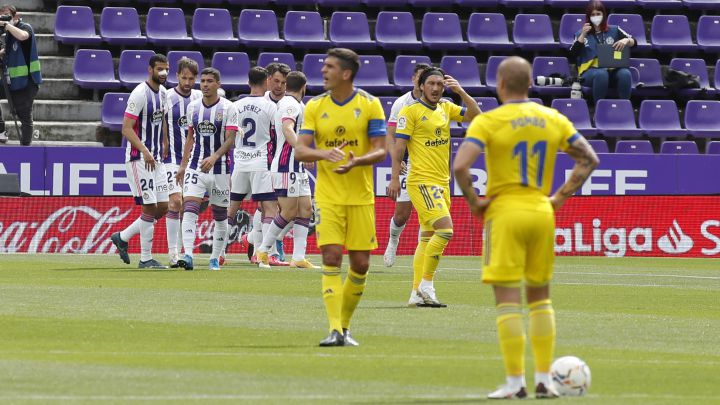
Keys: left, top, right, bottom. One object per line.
{"left": 55, "top": 6, "right": 720, "bottom": 54}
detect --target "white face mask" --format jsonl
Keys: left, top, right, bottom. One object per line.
{"left": 590, "top": 15, "right": 603, "bottom": 26}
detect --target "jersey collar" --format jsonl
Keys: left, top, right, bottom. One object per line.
{"left": 418, "top": 98, "right": 437, "bottom": 111}
{"left": 504, "top": 99, "right": 532, "bottom": 104}
{"left": 331, "top": 90, "right": 358, "bottom": 107}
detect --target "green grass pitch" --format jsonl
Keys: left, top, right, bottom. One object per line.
{"left": 0, "top": 254, "right": 718, "bottom": 404}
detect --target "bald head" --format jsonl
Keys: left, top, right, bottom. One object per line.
{"left": 497, "top": 56, "right": 532, "bottom": 97}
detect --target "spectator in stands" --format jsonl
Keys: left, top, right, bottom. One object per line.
{"left": 569, "top": 0, "right": 634, "bottom": 105}
{"left": 0, "top": 4, "right": 41, "bottom": 145}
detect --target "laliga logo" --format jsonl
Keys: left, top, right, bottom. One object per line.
{"left": 657, "top": 220, "right": 693, "bottom": 254}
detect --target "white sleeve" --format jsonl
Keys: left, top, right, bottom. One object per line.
{"left": 280, "top": 100, "right": 300, "bottom": 123}
{"left": 186, "top": 102, "right": 195, "bottom": 128}
{"left": 124, "top": 88, "right": 145, "bottom": 119}
{"left": 388, "top": 97, "right": 404, "bottom": 125}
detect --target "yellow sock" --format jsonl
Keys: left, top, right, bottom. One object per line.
{"left": 529, "top": 299, "right": 556, "bottom": 373}
{"left": 321, "top": 265, "right": 343, "bottom": 333}
{"left": 341, "top": 268, "right": 367, "bottom": 329}
{"left": 412, "top": 236, "right": 430, "bottom": 290}
{"left": 497, "top": 303, "right": 526, "bottom": 377}
{"left": 422, "top": 229, "right": 453, "bottom": 281}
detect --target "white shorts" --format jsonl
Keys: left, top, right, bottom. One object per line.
{"left": 397, "top": 174, "right": 410, "bottom": 203}
{"left": 230, "top": 170, "right": 276, "bottom": 202}
{"left": 125, "top": 160, "right": 169, "bottom": 205}
{"left": 183, "top": 168, "right": 231, "bottom": 208}
{"left": 164, "top": 163, "right": 182, "bottom": 195}
{"left": 273, "top": 171, "right": 311, "bottom": 198}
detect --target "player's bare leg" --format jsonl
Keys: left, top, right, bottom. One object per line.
{"left": 384, "top": 201, "right": 412, "bottom": 267}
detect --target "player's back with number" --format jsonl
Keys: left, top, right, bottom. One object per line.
{"left": 233, "top": 96, "right": 276, "bottom": 171}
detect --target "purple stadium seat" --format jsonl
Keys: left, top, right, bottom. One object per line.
{"left": 531, "top": 57, "right": 571, "bottom": 96}
{"left": 638, "top": 0, "right": 683, "bottom": 9}
{"left": 364, "top": 0, "right": 407, "bottom": 5}
{"left": 54, "top": 6, "right": 102, "bottom": 45}
{"left": 192, "top": 8, "right": 237, "bottom": 47}
{"left": 118, "top": 50, "right": 154, "bottom": 88}
{"left": 715, "top": 60, "right": 720, "bottom": 95}
{"left": 166, "top": 51, "right": 205, "bottom": 88}
{"left": 595, "top": 99, "right": 643, "bottom": 137}
{"left": 513, "top": 14, "right": 558, "bottom": 51}
{"left": 683, "top": 0, "right": 720, "bottom": 10}
{"left": 500, "top": 0, "right": 545, "bottom": 7}
{"left": 440, "top": 56, "right": 486, "bottom": 96}
{"left": 319, "top": 0, "right": 360, "bottom": 5}
{"left": 485, "top": 56, "right": 507, "bottom": 92}
{"left": 607, "top": 14, "right": 652, "bottom": 52}
{"left": 588, "top": 139, "right": 609, "bottom": 153}
{"left": 546, "top": 0, "right": 590, "bottom": 7}
{"left": 409, "top": 0, "right": 454, "bottom": 6}
{"left": 183, "top": 0, "right": 224, "bottom": 4}
{"left": 660, "top": 141, "right": 698, "bottom": 154}
{"left": 629, "top": 58, "right": 668, "bottom": 97}
{"left": 379, "top": 97, "right": 396, "bottom": 119}
{"left": 275, "top": 0, "right": 316, "bottom": 4}
{"left": 101, "top": 92, "right": 130, "bottom": 131}
{"left": 615, "top": 140, "right": 653, "bottom": 154}
{"left": 559, "top": 14, "right": 585, "bottom": 48}
{"left": 669, "top": 58, "right": 715, "bottom": 97}
{"left": 599, "top": 0, "right": 640, "bottom": 7}
{"left": 456, "top": 0, "right": 498, "bottom": 5}
{"left": 146, "top": 8, "right": 193, "bottom": 47}
{"left": 393, "top": 55, "right": 431, "bottom": 92}
{"left": 697, "top": 16, "right": 720, "bottom": 53}
{"left": 639, "top": 100, "right": 687, "bottom": 137}
{"left": 100, "top": 7, "right": 146, "bottom": 46}
{"left": 421, "top": 13, "right": 468, "bottom": 50}
{"left": 330, "top": 12, "right": 375, "bottom": 50}
{"left": 651, "top": 15, "right": 696, "bottom": 53}
{"left": 467, "top": 13, "right": 513, "bottom": 51}
{"left": 238, "top": 9, "right": 284, "bottom": 48}
{"left": 284, "top": 12, "right": 330, "bottom": 49}
{"left": 73, "top": 50, "right": 121, "bottom": 90}
{"left": 684, "top": 101, "right": 720, "bottom": 138}
{"left": 706, "top": 141, "right": 720, "bottom": 154}
{"left": 551, "top": 98, "right": 597, "bottom": 137}
{"left": 257, "top": 53, "right": 296, "bottom": 70}
{"left": 302, "top": 54, "right": 327, "bottom": 93}
{"left": 355, "top": 55, "right": 394, "bottom": 94}
{"left": 375, "top": 12, "right": 422, "bottom": 51}
{"left": 475, "top": 96, "right": 499, "bottom": 112}
{"left": 212, "top": 52, "right": 250, "bottom": 92}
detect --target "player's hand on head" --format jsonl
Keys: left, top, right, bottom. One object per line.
{"left": 443, "top": 75, "right": 462, "bottom": 93}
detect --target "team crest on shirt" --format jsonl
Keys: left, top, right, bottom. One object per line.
{"left": 178, "top": 115, "right": 188, "bottom": 129}
{"left": 397, "top": 117, "right": 407, "bottom": 130}
{"left": 354, "top": 109, "right": 361, "bottom": 119}
{"left": 152, "top": 110, "right": 163, "bottom": 124}
{"left": 128, "top": 102, "right": 136, "bottom": 112}
{"left": 435, "top": 128, "right": 441, "bottom": 136}
{"left": 196, "top": 120, "right": 217, "bottom": 136}
{"left": 335, "top": 126, "right": 346, "bottom": 135}
{"left": 287, "top": 107, "right": 296, "bottom": 116}
{"left": 215, "top": 111, "right": 224, "bottom": 122}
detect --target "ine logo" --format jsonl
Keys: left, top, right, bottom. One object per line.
{"left": 657, "top": 220, "right": 694, "bottom": 254}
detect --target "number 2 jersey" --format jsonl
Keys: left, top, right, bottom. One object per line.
{"left": 233, "top": 96, "right": 277, "bottom": 172}
{"left": 164, "top": 88, "right": 202, "bottom": 165}
{"left": 123, "top": 81, "right": 167, "bottom": 163}
{"left": 271, "top": 95, "right": 305, "bottom": 173}
{"left": 186, "top": 97, "right": 239, "bottom": 174}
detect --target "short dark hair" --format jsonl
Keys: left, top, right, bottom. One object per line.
{"left": 176, "top": 57, "right": 198, "bottom": 75}
{"left": 149, "top": 54, "right": 168, "bottom": 69}
{"left": 286, "top": 71, "right": 307, "bottom": 92}
{"left": 0, "top": 5, "right": 16, "bottom": 16}
{"left": 413, "top": 63, "right": 432, "bottom": 74}
{"left": 248, "top": 66, "right": 268, "bottom": 86}
{"left": 201, "top": 67, "right": 221, "bottom": 82}
{"left": 327, "top": 48, "right": 360, "bottom": 81}
{"left": 266, "top": 62, "right": 291, "bottom": 77}
{"left": 419, "top": 68, "right": 445, "bottom": 86}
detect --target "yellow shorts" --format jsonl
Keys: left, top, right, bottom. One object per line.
{"left": 407, "top": 183, "right": 451, "bottom": 231}
{"left": 315, "top": 202, "right": 378, "bottom": 251}
{"left": 481, "top": 208, "right": 555, "bottom": 286}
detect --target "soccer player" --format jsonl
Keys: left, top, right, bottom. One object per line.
{"left": 388, "top": 69, "right": 481, "bottom": 307}
{"left": 227, "top": 66, "right": 278, "bottom": 266}
{"left": 256, "top": 71, "right": 317, "bottom": 269}
{"left": 383, "top": 62, "right": 431, "bottom": 268}
{"left": 162, "top": 57, "right": 202, "bottom": 268}
{"left": 295, "top": 48, "right": 387, "bottom": 347}
{"left": 453, "top": 57, "right": 599, "bottom": 399}
{"left": 111, "top": 54, "right": 170, "bottom": 269}
{"left": 175, "top": 68, "right": 239, "bottom": 271}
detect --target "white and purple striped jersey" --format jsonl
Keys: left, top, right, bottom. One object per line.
{"left": 271, "top": 95, "right": 305, "bottom": 173}
{"left": 186, "top": 97, "right": 239, "bottom": 174}
{"left": 124, "top": 82, "right": 167, "bottom": 163}
{"left": 388, "top": 91, "right": 418, "bottom": 167}
{"left": 264, "top": 90, "right": 282, "bottom": 104}
{"left": 233, "top": 95, "right": 276, "bottom": 172}
{"left": 164, "top": 88, "right": 202, "bottom": 165}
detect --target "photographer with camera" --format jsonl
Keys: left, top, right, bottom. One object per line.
{"left": 0, "top": 4, "right": 41, "bottom": 145}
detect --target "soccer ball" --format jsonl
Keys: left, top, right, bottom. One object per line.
{"left": 550, "top": 356, "right": 591, "bottom": 396}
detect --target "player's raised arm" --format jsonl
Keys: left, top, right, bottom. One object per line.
{"left": 444, "top": 75, "right": 481, "bottom": 122}
{"left": 549, "top": 136, "right": 599, "bottom": 210}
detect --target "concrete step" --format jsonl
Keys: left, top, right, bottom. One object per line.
{"left": 37, "top": 34, "right": 68, "bottom": 57}
{"left": 22, "top": 12, "right": 56, "bottom": 34}
{"left": 24, "top": 0, "right": 44, "bottom": 11}
{"left": 0, "top": 100, "right": 100, "bottom": 122}
{"left": 37, "top": 78, "right": 83, "bottom": 100}
{"left": 39, "top": 56, "right": 74, "bottom": 79}
{"left": 4, "top": 121, "right": 101, "bottom": 143}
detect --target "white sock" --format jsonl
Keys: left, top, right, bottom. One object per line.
{"left": 260, "top": 218, "right": 272, "bottom": 253}
{"left": 139, "top": 213, "right": 155, "bottom": 262}
{"left": 419, "top": 279, "right": 434, "bottom": 289}
{"left": 120, "top": 217, "right": 142, "bottom": 242}
{"left": 389, "top": 217, "right": 406, "bottom": 243}
{"left": 260, "top": 216, "right": 287, "bottom": 253}
{"left": 535, "top": 372, "right": 551, "bottom": 387}
{"left": 292, "top": 217, "right": 310, "bottom": 261}
{"left": 211, "top": 219, "right": 228, "bottom": 260}
{"left": 507, "top": 375, "right": 526, "bottom": 390}
{"left": 278, "top": 220, "right": 294, "bottom": 240}
{"left": 251, "top": 209, "right": 262, "bottom": 247}
{"left": 182, "top": 212, "right": 198, "bottom": 257}
{"left": 166, "top": 211, "right": 180, "bottom": 255}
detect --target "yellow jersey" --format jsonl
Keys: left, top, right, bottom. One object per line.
{"left": 299, "top": 89, "right": 386, "bottom": 205}
{"left": 395, "top": 99, "right": 465, "bottom": 185}
{"left": 465, "top": 100, "right": 580, "bottom": 199}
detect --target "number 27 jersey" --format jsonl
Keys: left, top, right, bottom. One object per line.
{"left": 233, "top": 96, "right": 277, "bottom": 172}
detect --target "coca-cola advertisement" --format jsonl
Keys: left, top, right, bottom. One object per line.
{"left": 2, "top": 196, "right": 720, "bottom": 258}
